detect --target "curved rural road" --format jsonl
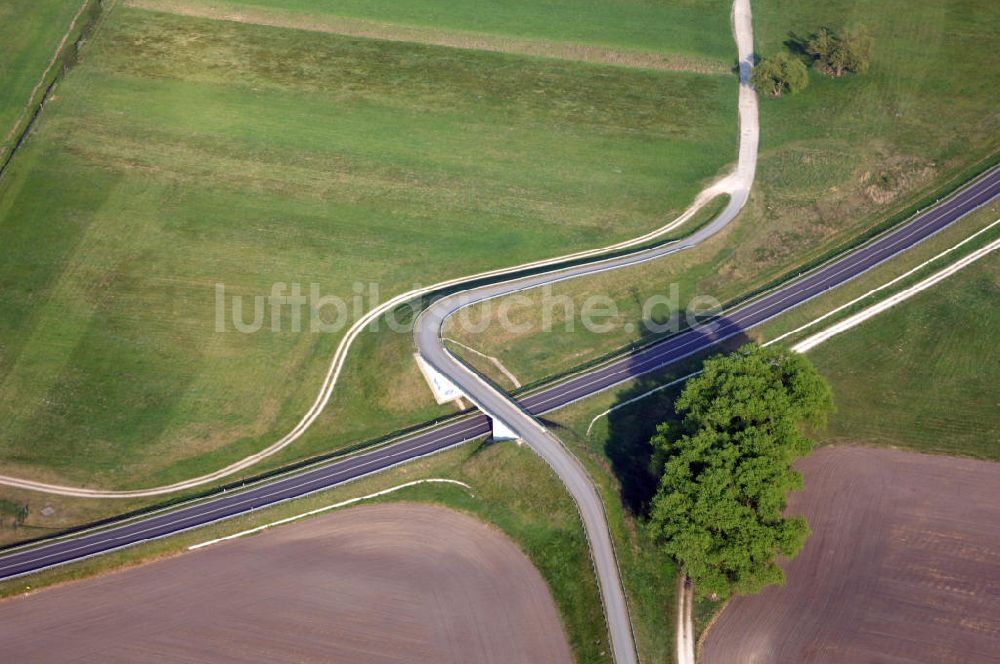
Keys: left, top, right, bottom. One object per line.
{"left": 0, "top": 0, "right": 755, "bottom": 500}
{"left": 0, "top": 0, "right": 758, "bottom": 498}
{"left": 0, "top": 161, "right": 996, "bottom": 595}
{"left": 414, "top": 4, "right": 755, "bottom": 660}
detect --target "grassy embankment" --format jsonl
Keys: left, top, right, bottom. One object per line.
{"left": 537, "top": 210, "right": 999, "bottom": 640}
{"left": 445, "top": 0, "right": 1000, "bottom": 385}
{"left": 806, "top": 255, "right": 999, "bottom": 459}
{"left": 127, "top": 0, "right": 734, "bottom": 72}
{"left": 0, "top": 439, "right": 683, "bottom": 663}
{"left": 0, "top": 4, "right": 737, "bottom": 490}
{"left": 0, "top": 0, "right": 96, "bottom": 163}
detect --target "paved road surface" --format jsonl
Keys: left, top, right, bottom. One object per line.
{"left": 0, "top": 0, "right": 754, "bottom": 501}
{"left": 1, "top": 164, "right": 994, "bottom": 589}
{"left": 412, "top": 2, "right": 761, "bottom": 655}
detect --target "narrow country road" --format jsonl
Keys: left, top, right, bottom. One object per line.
{"left": 677, "top": 577, "right": 695, "bottom": 664}
{"left": 0, "top": 160, "right": 996, "bottom": 596}
{"left": 0, "top": 0, "right": 755, "bottom": 500}
{"left": 413, "top": 4, "right": 758, "bottom": 661}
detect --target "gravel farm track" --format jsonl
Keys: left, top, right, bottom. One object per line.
{"left": 0, "top": 503, "right": 572, "bottom": 663}
{"left": 701, "top": 446, "right": 1000, "bottom": 664}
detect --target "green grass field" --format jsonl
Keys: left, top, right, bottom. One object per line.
{"left": 134, "top": 0, "right": 734, "bottom": 66}
{"left": 808, "top": 254, "right": 1000, "bottom": 459}
{"left": 445, "top": 0, "right": 1000, "bottom": 385}
{"left": 0, "top": 0, "right": 87, "bottom": 159}
{"left": 0, "top": 5, "right": 736, "bottom": 489}
{"left": 0, "top": 438, "right": 682, "bottom": 664}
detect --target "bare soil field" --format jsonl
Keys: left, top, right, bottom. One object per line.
{"left": 702, "top": 446, "right": 1000, "bottom": 664}
{"left": 0, "top": 503, "right": 572, "bottom": 663}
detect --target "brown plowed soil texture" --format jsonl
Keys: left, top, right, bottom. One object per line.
{"left": 702, "top": 446, "right": 1000, "bottom": 664}
{"left": 0, "top": 503, "right": 572, "bottom": 663}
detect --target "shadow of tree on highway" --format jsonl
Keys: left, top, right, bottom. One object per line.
{"left": 602, "top": 317, "right": 754, "bottom": 516}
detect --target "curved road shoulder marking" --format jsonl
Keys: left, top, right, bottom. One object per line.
{"left": 792, "top": 231, "right": 1000, "bottom": 352}
{"left": 583, "top": 216, "right": 1000, "bottom": 434}
{"left": 188, "top": 478, "right": 472, "bottom": 550}
{"left": 0, "top": 0, "right": 753, "bottom": 498}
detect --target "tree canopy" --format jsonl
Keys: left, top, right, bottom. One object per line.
{"left": 648, "top": 344, "right": 834, "bottom": 599}
{"left": 806, "top": 27, "right": 872, "bottom": 77}
{"left": 750, "top": 52, "right": 809, "bottom": 97}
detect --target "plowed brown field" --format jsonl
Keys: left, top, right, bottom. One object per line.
{"left": 0, "top": 503, "right": 572, "bottom": 663}
{"left": 702, "top": 446, "right": 1000, "bottom": 664}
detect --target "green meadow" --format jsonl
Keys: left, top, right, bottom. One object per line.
{"left": 137, "top": 0, "right": 734, "bottom": 65}
{"left": 0, "top": 0, "right": 87, "bottom": 159}
{"left": 446, "top": 0, "right": 1000, "bottom": 386}
{"left": 0, "top": 5, "right": 736, "bottom": 488}
{"left": 809, "top": 254, "right": 1000, "bottom": 459}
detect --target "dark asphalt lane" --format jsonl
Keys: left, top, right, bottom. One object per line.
{"left": 0, "top": 164, "right": 996, "bottom": 582}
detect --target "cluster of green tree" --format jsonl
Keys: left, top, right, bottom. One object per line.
{"left": 751, "top": 27, "right": 872, "bottom": 97}
{"left": 648, "top": 345, "right": 833, "bottom": 599}
{"left": 0, "top": 500, "right": 29, "bottom": 529}
{"left": 750, "top": 53, "right": 809, "bottom": 97}
{"left": 806, "top": 27, "right": 873, "bottom": 77}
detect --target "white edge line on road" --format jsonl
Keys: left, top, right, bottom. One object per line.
{"left": 0, "top": 439, "right": 482, "bottom": 583}
{"left": 187, "top": 478, "right": 473, "bottom": 551}
{"left": 791, "top": 233, "right": 1000, "bottom": 352}
{"left": 770, "top": 216, "right": 1000, "bottom": 346}
{"left": 583, "top": 220, "right": 1000, "bottom": 433}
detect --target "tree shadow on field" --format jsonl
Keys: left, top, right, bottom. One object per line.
{"left": 602, "top": 316, "right": 754, "bottom": 516}
{"left": 783, "top": 31, "right": 812, "bottom": 58}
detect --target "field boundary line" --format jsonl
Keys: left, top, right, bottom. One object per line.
{"left": 125, "top": 0, "right": 728, "bottom": 74}
{"left": 1, "top": 0, "right": 89, "bottom": 147}
{"left": 187, "top": 478, "right": 472, "bottom": 550}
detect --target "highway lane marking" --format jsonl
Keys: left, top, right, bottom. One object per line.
{"left": 4, "top": 168, "right": 997, "bottom": 574}
{"left": 793, "top": 233, "right": 1000, "bottom": 352}
{"left": 187, "top": 478, "right": 473, "bottom": 550}
{"left": 0, "top": 420, "right": 489, "bottom": 574}
{"left": 527, "top": 174, "right": 1000, "bottom": 409}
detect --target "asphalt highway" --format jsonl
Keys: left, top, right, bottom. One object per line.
{"left": 0, "top": 163, "right": 995, "bottom": 586}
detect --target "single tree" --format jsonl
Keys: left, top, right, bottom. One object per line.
{"left": 648, "top": 344, "right": 833, "bottom": 599}
{"left": 750, "top": 52, "right": 809, "bottom": 97}
{"left": 14, "top": 503, "right": 28, "bottom": 529}
{"left": 807, "top": 27, "right": 872, "bottom": 77}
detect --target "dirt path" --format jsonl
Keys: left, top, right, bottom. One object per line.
{"left": 676, "top": 576, "right": 695, "bottom": 664}
{"left": 125, "top": 0, "right": 728, "bottom": 74}
{"left": 0, "top": 503, "right": 572, "bottom": 663}
{"left": 701, "top": 446, "right": 1000, "bottom": 663}
{"left": 0, "top": 0, "right": 757, "bottom": 499}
